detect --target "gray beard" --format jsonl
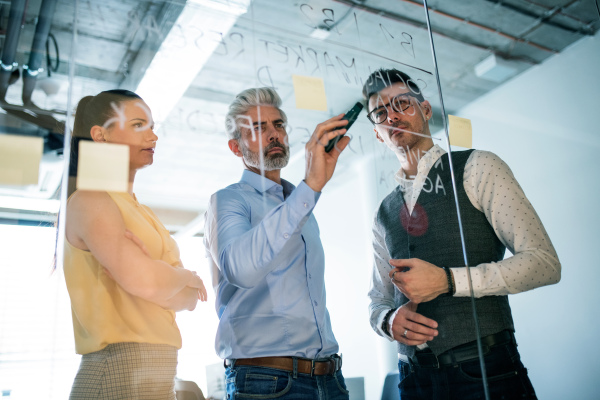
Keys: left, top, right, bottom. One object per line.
{"left": 239, "top": 141, "right": 290, "bottom": 171}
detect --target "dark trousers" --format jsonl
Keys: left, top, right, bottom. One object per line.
{"left": 398, "top": 342, "right": 537, "bottom": 400}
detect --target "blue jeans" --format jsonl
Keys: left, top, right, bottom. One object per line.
{"left": 398, "top": 343, "right": 537, "bottom": 400}
{"left": 225, "top": 364, "right": 349, "bottom": 400}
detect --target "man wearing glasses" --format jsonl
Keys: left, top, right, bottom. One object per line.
{"left": 204, "top": 87, "right": 351, "bottom": 399}
{"left": 364, "top": 68, "right": 560, "bottom": 399}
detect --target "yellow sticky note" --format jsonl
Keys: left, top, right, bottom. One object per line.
{"left": 0, "top": 135, "right": 43, "bottom": 185}
{"left": 76, "top": 141, "right": 129, "bottom": 192}
{"left": 448, "top": 115, "right": 472, "bottom": 148}
{"left": 292, "top": 75, "right": 328, "bottom": 111}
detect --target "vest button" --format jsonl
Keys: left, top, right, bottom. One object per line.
{"left": 409, "top": 244, "right": 415, "bottom": 251}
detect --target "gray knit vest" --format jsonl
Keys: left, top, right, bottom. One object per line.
{"left": 376, "top": 150, "right": 515, "bottom": 357}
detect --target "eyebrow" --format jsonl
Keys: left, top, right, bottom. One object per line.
{"left": 129, "top": 118, "right": 147, "bottom": 123}
{"left": 373, "top": 94, "right": 413, "bottom": 110}
{"left": 252, "top": 119, "right": 285, "bottom": 126}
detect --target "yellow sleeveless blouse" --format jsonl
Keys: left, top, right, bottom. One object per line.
{"left": 64, "top": 191, "right": 183, "bottom": 355}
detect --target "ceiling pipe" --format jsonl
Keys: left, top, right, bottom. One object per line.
{"left": 22, "top": 0, "right": 58, "bottom": 105}
{"left": 483, "top": 0, "right": 592, "bottom": 36}
{"left": 334, "top": 0, "right": 557, "bottom": 57}
{"left": 0, "top": 0, "right": 27, "bottom": 101}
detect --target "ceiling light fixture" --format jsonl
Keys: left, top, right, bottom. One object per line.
{"left": 474, "top": 53, "right": 518, "bottom": 83}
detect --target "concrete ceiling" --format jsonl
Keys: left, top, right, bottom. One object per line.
{"left": 0, "top": 0, "right": 598, "bottom": 233}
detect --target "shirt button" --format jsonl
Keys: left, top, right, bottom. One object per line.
{"left": 313, "top": 300, "right": 318, "bottom": 306}
{"left": 303, "top": 202, "right": 308, "bottom": 208}
{"left": 283, "top": 233, "right": 289, "bottom": 239}
{"left": 308, "top": 274, "right": 312, "bottom": 279}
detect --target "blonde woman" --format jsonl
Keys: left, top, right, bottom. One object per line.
{"left": 63, "top": 89, "right": 207, "bottom": 399}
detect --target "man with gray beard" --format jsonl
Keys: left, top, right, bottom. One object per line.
{"left": 204, "top": 87, "right": 352, "bottom": 399}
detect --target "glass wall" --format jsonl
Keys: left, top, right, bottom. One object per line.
{"left": 0, "top": 0, "right": 598, "bottom": 399}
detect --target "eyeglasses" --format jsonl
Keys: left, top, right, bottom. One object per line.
{"left": 366, "top": 93, "right": 423, "bottom": 125}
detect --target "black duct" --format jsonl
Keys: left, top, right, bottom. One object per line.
{"left": 0, "top": 0, "right": 27, "bottom": 101}
{"left": 22, "top": 0, "right": 58, "bottom": 105}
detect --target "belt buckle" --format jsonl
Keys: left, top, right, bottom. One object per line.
{"left": 310, "top": 359, "right": 316, "bottom": 377}
{"left": 335, "top": 354, "right": 342, "bottom": 371}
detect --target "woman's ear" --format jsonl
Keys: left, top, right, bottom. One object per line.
{"left": 90, "top": 126, "right": 106, "bottom": 143}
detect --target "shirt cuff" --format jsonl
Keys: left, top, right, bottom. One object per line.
{"left": 288, "top": 180, "right": 320, "bottom": 216}
{"left": 451, "top": 267, "right": 478, "bottom": 297}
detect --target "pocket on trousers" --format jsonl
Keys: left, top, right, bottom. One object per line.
{"left": 458, "top": 352, "right": 521, "bottom": 383}
{"left": 333, "top": 371, "right": 350, "bottom": 395}
{"left": 398, "top": 360, "right": 414, "bottom": 387}
{"left": 235, "top": 368, "right": 293, "bottom": 399}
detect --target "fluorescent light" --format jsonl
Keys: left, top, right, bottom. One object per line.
{"left": 310, "top": 27, "right": 331, "bottom": 40}
{"left": 474, "top": 54, "right": 517, "bottom": 83}
{"left": 136, "top": 0, "right": 250, "bottom": 122}
{"left": 0, "top": 195, "right": 60, "bottom": 213}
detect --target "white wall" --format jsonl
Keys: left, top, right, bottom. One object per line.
{"left": 454, "top": 32, "right": 600, "bottom": 400}
{"left": 317, "top": 31, "right": 600, "bottom": 400}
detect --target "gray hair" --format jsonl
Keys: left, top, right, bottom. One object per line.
{"left": 225, "top": 87, "right": 288, "bottom": 140}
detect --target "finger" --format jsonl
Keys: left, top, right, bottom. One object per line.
{"left": 311, "top": 116, "right": 348, "bottom": 141}
{"left": 388, "top": 267, "right": 404, "bottom": 280}
{"left": 392, "top": 328, "right": 430, "bottom": 345}
{"left": 404, "top": 319, "right": 438, "bottom": 337}
{"left": 124, "top": 230, "right": 150, "bottom": 256}
{"left": 406, "top": 310, "right": 438, "bottom": 329}
{"left": 401, "top": 332, "right": 434, "bottom": 344}
{"left": 389, "top": 258, "right": 413, "bottom": 268}
{"left": 315, "top": 128, "right": 347, "bottom": 147}
{"left": 328, "top": 136, "right": 351, "bottom": 157}
{"left": 197, "top": 281, "right": 207, "bottom": 302}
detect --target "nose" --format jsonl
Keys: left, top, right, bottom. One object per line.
{"left": 266, "top": 123, "right": 281, "bottom": 142}
{"left": 147, "top": 125, "right": 158, "bottom": 142}
{"left": 387, "top": 106, "right": 402, "bottom": 123}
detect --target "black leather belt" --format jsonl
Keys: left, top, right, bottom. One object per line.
{"left": 411, "top": 330, "right": 516, "bottom": 369}
{"left": 224, "top": 355, "right": 342, "bottom": 376}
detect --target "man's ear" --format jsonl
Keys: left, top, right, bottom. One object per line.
{"left": 375, "top": 130, "right": 384, "bottom": 143}
{"left": 90, "top": 126, "right": 106, "bottom": 143}
{"left": 421, "top": 100, "right": 432, "bottom": 120}
{"left": 228, "top": 139, "right": 243, "bottom": 158}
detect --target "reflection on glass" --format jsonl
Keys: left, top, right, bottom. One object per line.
{"left": 0, "top": 0, "right": 588, "bottom": 397}
{"left": 63, "top": 90, "right": 207, "bottom": 399}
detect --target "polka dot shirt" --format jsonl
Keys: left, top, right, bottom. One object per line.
{"left": 368, "top": 145, "right": 561, "bottom": 338}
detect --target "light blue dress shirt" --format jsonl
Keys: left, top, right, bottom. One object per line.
{"left": 204, "top": 169, "right": 339, "bottom": 360}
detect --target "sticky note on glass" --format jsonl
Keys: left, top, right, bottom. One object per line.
{"left": 76, "top": 141, "right": 129, "bottom": 192}
{"left": 448, "top": 115, "right": 472, "bottom": 148}
{"left": 0, "top": 135, "right": 43, "bottom": 185}
{"left": 292, "top": 75, "right": 328, "bottom": 111}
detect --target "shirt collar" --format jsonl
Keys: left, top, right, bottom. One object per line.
{"left": 394, "top": 144, "right": 446, "bottom": 187}
{"left": 240, "top": 169, "right": 294, "bottom": 198}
